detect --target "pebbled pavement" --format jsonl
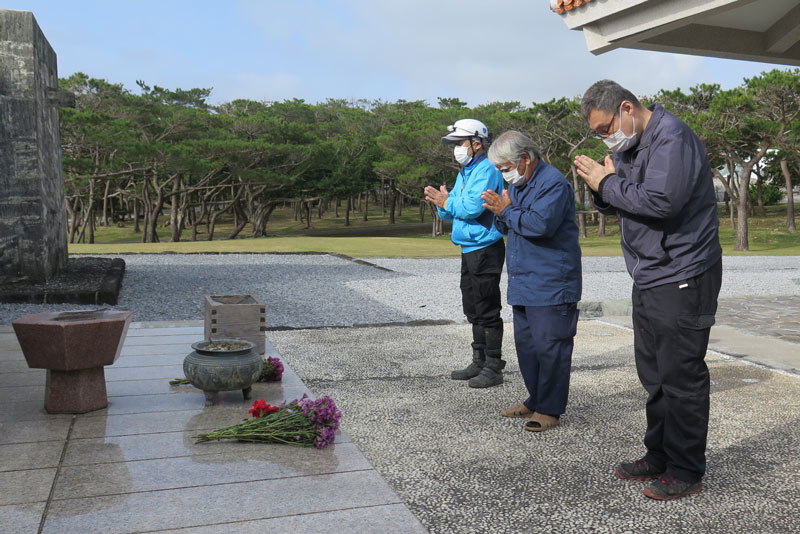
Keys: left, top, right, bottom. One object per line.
{"left": 269, "top": 321, "right": 800, "bottom": 534}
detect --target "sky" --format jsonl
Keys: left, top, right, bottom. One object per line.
{"left": 6, "top": 0, "right": 788, "bottom": 107}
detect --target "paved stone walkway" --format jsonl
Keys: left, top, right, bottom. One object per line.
{"left": 0, "top": 323, "right": 425, "bottom": 534}
{"left": 716, "top": 295, "right": 800, "bottom": 344}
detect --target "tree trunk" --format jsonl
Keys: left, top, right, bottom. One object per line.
{"left": 363, "top": 189, "right": 369, "bottom": 221}
{"left": 735, "top": 165, "right": 753, "bottom": 251}
{"left": 388, "top": 186, "right": 396, "bottom": 225}
{"left": 147, "top": 179, "right": 163, "bottom": 243}
{"left": 251, "top": 202, "right": 276, "bottom": 237}
{"left": 193, "top": 197, "right": 208, "bottom": 241}
{"left": 780, "top": 159, "right": 796, "bottom": 232}
{"left": 755, "top": 173, "right": 766, "bottom": 217}
{"left": 381, "top": 177, "right": 387, "bottom": 215}
{"left": 101, "top": 180, "right": 111, "bottom": 226}
{"left": 133, "top": 198, "right": 141, "bottom": 233}
{"left": 345, "top": 196, "right": 351, "bottom": 227}
{"left": 170, "top": 174, "right": 181, "bottom": 242}
{"left": 334, "top": 199, "right": 339, "bottom": 217}
{"left": 68, "top": 196, "right": 81, "bottom": 243}
{"left": 77, "top": 179, "right": 95, "bottom": 244}
{"left": 569, "top": 167, "right": 587, "bottom": 238}
{"left": 429, "top": 203, "right": 442, "bottom": 236}
{"left": 228, "top": 202, "right": 249, "bottom": 239}
{"left": 88, "top": 206, "right": 95, "bottom": 244}
{"left": 598, "top": 213, "right": 606, "bottom": 237}
{"left": 305, "top": 201, "right": 312, "bottom": 229}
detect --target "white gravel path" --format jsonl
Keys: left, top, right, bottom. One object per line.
{"left": 0, "top": 254, "right": 797, "bottom": 326}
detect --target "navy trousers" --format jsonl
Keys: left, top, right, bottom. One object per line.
{"left": 633, "top": 259, "right": 722, "bottom": 484}
{"left": 513, "top": 302, "right": 579, "bottom": 416}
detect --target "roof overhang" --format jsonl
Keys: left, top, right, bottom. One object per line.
{"left": 552, "top": 0, "right": 800, "bottom": 66}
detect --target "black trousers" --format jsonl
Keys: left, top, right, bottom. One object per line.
{"left": 632, "top": 259, "right": 722, "bottom": 483}
{"left": 460, "top": 239, "right": 504, "bottom": 330}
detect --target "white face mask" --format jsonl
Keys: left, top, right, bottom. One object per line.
{"left": 502, "top": 160, "right": 527, "bottom": 187}
{"left": 603, "top": 104, "right": 637, "bottom": 153}
{"left": 453, "top": 145, "right": 472, "bottom": 165}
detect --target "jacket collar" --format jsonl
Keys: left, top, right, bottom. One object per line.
{"left": 463, "top": 152, "right": 487, "bottom": 169}
{"left": 634, "top": 103, "right": 665, "bottom": 153}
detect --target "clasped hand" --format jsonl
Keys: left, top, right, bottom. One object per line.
{"left": 573, "top": 154, "right": 616, "bottom": 192}
{"left": 424, "top": 185, "right": 449, "bottom": 209}
{"left": 481, "top": 189, "right": 511, "bottom": 215}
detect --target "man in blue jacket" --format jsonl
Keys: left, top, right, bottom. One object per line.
{"left": 424, "top": 119, "right": 506, "bottom": 388}
{"left": 482, "top": 131, "right": 582, "bottom": 432}
{"left": 575, "top": 80, "right": 723, "bottom": 501}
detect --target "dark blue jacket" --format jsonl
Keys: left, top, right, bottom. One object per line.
{"left": 594, "top": 104, "right": 722, "bottom": 289}
{"left": 494, "top": 160, "right": 582, "bottom": 306}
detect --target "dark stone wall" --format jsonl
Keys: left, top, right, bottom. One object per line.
{"left": 0, "top": 10, "right": 68, "bottom": 283}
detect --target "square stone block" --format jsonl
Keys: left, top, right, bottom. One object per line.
{"left": 204, "top": 295, "right": 265, "bottom": 354}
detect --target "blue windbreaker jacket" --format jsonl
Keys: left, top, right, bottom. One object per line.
{"left": 494, "top": 160, "right": 582, "bottom": 306}
{"left": 437, "top": 153, "right": 505, "bottom": 253}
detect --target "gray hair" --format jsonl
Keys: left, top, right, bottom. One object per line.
{"left": 487, "top": 131, "right": 540, "bottom": 166}
{"left": 580, "top": 79, "right": 641, "bottom": 120}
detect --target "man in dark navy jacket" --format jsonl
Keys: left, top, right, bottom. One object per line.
{"left": 482, "top": 130, "right": 582, "bottom": 433}
{"left": 575, "top": 80, "right": 722, "bottom": 501}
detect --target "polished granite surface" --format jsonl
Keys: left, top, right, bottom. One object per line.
{"left": 0, "top": 323, "right": 426, "bottom": 533}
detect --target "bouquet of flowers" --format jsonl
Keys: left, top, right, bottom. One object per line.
{"left": 194, "top": 394, "right": 341, "bottom": 448}
{"left": 258, "top": 356, "right": 284, "bottom": 382}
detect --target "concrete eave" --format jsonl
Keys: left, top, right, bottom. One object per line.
{"left": 557, "top": 0, "right": 800, "bottom": 65}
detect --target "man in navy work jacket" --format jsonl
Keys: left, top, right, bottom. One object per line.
{"left": 424, "top": 119, "right": 506, "bottom": 389}
{"left": 575, "top": 80, "right": 723, "bottom": 501}
{"left": 481, "top": 130, "right": 582, "bottom": 433}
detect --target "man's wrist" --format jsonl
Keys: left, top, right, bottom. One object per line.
{"left": 597, "top": 173, "right": 614, "bottom": 201}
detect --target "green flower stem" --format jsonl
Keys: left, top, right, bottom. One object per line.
{"left": 194, "top": 408, "right": 322, "bottom": 444}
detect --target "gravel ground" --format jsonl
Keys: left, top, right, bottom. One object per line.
{"left": 0, "top": 254, "right": 798, "bottom": 326}
{"left": 269, "top": 321, "right": 800, "bottom": 534}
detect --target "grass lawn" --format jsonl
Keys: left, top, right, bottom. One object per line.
{"left": 69, "top": 204, "right": 799, "bottom": 257}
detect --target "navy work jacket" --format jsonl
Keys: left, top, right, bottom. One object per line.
{"left": 494, "top": 160, "right": 582, "bottom": 307}
{"left": 594, "top": 104, "right": 722, "bottom": 289}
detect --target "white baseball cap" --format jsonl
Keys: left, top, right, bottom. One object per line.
{"left": 441, "top": 118, "right": 489, "bottom": 145}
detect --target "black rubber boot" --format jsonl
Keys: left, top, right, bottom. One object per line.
{"left": 468, "top": 352, "right": 505, "bottom": 388}
{"left": 451, "top": 343, "right": 485, "bottom": 380}
{"left": 468, "top": 326, "right": 504, "bottom": 388}
{"left": 451, "top": 325, "right": 486, "bottom": 380}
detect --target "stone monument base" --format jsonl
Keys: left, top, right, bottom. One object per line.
{"left": 0, "top": 257, "right": 125, "bottom": 304}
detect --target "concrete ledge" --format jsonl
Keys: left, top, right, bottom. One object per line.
{"left": 578, "top": 299, "right": 632, "bottom": 318}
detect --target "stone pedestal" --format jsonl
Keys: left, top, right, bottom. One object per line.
{"left": 204, "top": 295, "right": 266, "bottom": 355}
{"left": 12, "top": 309, "right": 133, "bottom": 413}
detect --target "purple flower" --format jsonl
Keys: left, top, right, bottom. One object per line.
{"left": 314, "top": 426, "right": 337, "bottom": 449}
